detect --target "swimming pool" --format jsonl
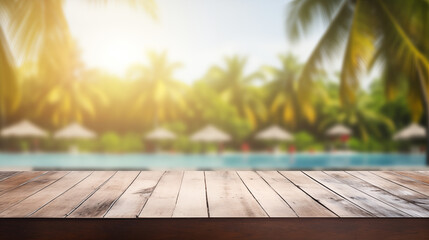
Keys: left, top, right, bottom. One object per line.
{"left": 0, "top": 153, "right": 426, "bottom": 170}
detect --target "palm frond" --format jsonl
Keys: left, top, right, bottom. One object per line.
{"left": 286, "top": 0, "right": 343, "bottom": 42}
{"left": 294, "top": 1, "right": 353, "bottom": 97}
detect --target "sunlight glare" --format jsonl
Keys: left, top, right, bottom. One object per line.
{"left": 94, "top": 36, "right": 143, "bottom": 76}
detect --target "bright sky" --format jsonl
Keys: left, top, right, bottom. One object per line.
{"left": 64, "top": 0, "right": 376, "bottom": 86}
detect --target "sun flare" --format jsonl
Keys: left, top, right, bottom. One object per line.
{"left": 91, "top": 36, "right": 143, "bottom": 76}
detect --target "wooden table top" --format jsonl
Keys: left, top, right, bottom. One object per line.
{"left": 0, "top": 170, "right": 428, "bottom": 218}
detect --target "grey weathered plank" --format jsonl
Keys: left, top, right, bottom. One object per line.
{"left": 205, "top": 171, "right": 267, "bottom": 217}
{"left": 68, "top": 171, "right": 139, "bottom": 218}
{"left": 372, "top": 171, "right": 429, "bottom": 196}
{"left": 395, "top": 171, "right": 429, "bottom": 185}
{"left": 0, "top": 171, "right": 92, "bottom": 217}
{"left": 32, "top": 171, "right": 115, "bottom": 217}
{"left": 280, "top": 171, "right": 371, "bottom": 217}
{"left": 0, "top": 171, "right": 68, "bottom": 213}
{"left": 0, "top": 171, "right": 46, "bottom": 196}
{"left": 238, "top": 171, "right": 296, "bottom": 217}
{"left": 305, "top": 171, "right": 409, "bottom": 217}
{"left": 326, "top": 171, "right": 429, "bottom": 217}
{"left": 139, "top": 171, "right": 184, "bottom": 218}
{"left": 105, "top": 171, "right": 164, "bottom": 218}
{"left": 348, "top": 171, "right": 429, "bottom": 210}
{"left": 258, "top": 171, "right": 335, "bottom": 217}
{"left": 0, "top": 172, "right": 19, "bottom": 181}
{"left": 173, "top": 171, "right": 208, "bottom": 217}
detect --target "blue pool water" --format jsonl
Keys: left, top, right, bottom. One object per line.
{"left": 0, "top": 153, "right": 425, "bottom": 170}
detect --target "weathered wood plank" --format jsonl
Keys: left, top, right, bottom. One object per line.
{"left": 0, "top": 172, "right": 19, "bottom": 181}
{"left": 205, "top": 171, "right": 267, "bottom": 217}
{"left": 258, "top": 171, "right": 335, "bottom": 217}
{"left": 173, "top": 171, "right": 208, "bottom": 217}
{"left": 305, "top": 171, "right": 409, "bottom": 217}
{"left": 0, "top": 172, "right": 92, "bottom": 217}
{"left": 238, "top": 171, "right": 296, "bottom": 217}
{"left": 326, "top": 171, "right": 429, "bottom": 217}
{"left": 0, "top": 171, "right": 46, "bottom": 196}
{"left": 0, "top": 171, "right": 68, "bottom": 213}
{"left": 279, "top": 171, "right": 371, "bottom": 217}
{"left": 348, "top": 171, "right": 429, "bottom": 210}
{"left": 105, "top": 171, "right": 164, "bottom": 218}
{"left": 395, "top": 171, "right": 429, "bottom": 185}
{"left": 139, "top": 171, "right": 184, "bottom": 218}
{"left": 32, "top": 171, "right": 115, "bottom": 218}
{"left": 68, "top": 171, "right": 139, "bottom": 218}
{"left": 372, "top": 171, "right": 429, "bottom": 196}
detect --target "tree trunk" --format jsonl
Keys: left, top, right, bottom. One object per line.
{"left": 416, "top": 62, "right": 429, "bottom": 165}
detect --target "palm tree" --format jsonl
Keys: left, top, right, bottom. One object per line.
{"left": 0, "top": 0, "right": 157, "bottom": 127}
{"left": 33, "top": 40, "right": 108, "bottom": 126}
{"left": 130, "top": 51, "right": 188, "bottom": 127}
{"left": 287, "top": 0, "right": 429, "bottom": 164}
{"left": 319, "top": 83, "right": 394, "bottom": 141}
{"left": 0, "top": 26, "right": 19, "bottom": 129}
{"left": 204, "top": 56, "right": 266, "bottom": 128}
{"left": 264, "top": 54, "right": 315, "bottom": 128}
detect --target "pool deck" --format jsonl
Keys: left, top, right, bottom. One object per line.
{"left": 0, "top": 170, "right": 428, "bottom": 239}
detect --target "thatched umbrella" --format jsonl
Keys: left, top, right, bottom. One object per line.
{"left": 255, "top": 125, "right": 293, "bottom": 153}
{"left": 145, "top": 127, "right": 176, "bottom": 152}
{"left": 393, "top": 123, "right": 426, "bottom": 153}
{"left": 255, "top": 125, "right": 293, "bottom": 141}
{"left": 54, "top": 123, "right": 96, "bottom": 139}
{"left": 191, "top": 125, "right": 231, "bottom": 153}
{"left": 393, "top": 123, "right": 426, "bottom": 140}
{"left": 145, "top": 127, "right": 176, "bottom": 140}
{"left": 325, "top": 124, "right": 352, "bottom": 136}
{"left": 191, "top": 125, "right": 231, "bottom": 142}
{"left": 0, "top": 120, "right": 48, "bottom": 151}
{"left": 1, "top": 120, "right": 47, "bottom": 137}
{"left": 54, "top": 123, "right": 96, "bottom": 153}
{"left": 326, "top": 124, "right": 352, "bottom": 151}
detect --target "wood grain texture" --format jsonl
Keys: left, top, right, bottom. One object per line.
{"left": 32, "top": 171, "right": 115, "bottom": 218}
{"left": 68, "top": 171, "right": 139, "bottom": 218}
{"left": 280, "top": 171, "right": 371, "bottom": 217}
{"left": 205, "top": 171, "right": 267, "bottom": 217}
{"left": 238, "top": 171, "right": 296, "bottom": 217}
{"left": 305, "top": 171, "right": 409, "bottom": 217}
{"left": 173, "top": 171, "right": 208, "bottom": 217}
{"left": 105, "top": 171, "right": 164, "bottom": 218}
{"left": 0, "top": 170, "right": 427, "bottom": 219}
{"left": 326, "top": 171, "right": 429, "bottom": 217}
{"left": 0, "top": 171, "right": 68, "bottom": 213}
{"left": 0, "top": 172, "right": 18, "bottom": 181}
{"left": 0, "top": 171, "right": 46, "bottom": 196}
{"left": 395, "top": 171, "right": 429, "bottom": 185}
{"left": 258, "top": 171, "right": 335, "bottom": 217}
{"left": 372, "top": 171, "right": 429, "bottom": 196}
{"left": 348, "top": 171, "right": 429, "bottom": 210}
{"left": 139, "top": 171, "right": 184, "bottom": 218}
{"left": 0, "top": 171, "right": 92, "bottom": 217}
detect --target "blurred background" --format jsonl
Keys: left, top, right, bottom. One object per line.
{"left": 0, "top": 0, "right": 428, "bottom": 169}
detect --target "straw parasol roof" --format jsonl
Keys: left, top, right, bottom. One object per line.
{"left": 255, "top": 125, "right": 293, "bottom": 141}
{"left": 191, "top": 125, "right": 231, "bottom": 142}
{"left": 54, "top": 123, "right": 96, "bottom": 139}
{"left": 145, "top": 127, "right": 176, "bottom": 140}
{"left": 393, "top": 123, "right": 426, "bottom": 140}
{"left": 0, "top": 120, "right": 47, "bottom": 138}
{"left": 326, "top": 124, "right": 352, "bottom": 136}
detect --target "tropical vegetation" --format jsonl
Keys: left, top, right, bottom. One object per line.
{"left": 0, "top": 0, "right": 427, "bottom": 154}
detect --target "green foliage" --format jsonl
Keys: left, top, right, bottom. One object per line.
{"left": 100, "top": 132, "right": 144, "bottom": 153}
{"left": 2, "top": 0, "right": 426, "bottom": 153}
{"left": 293, "top": 131, "right": 323, "bottom": 151}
